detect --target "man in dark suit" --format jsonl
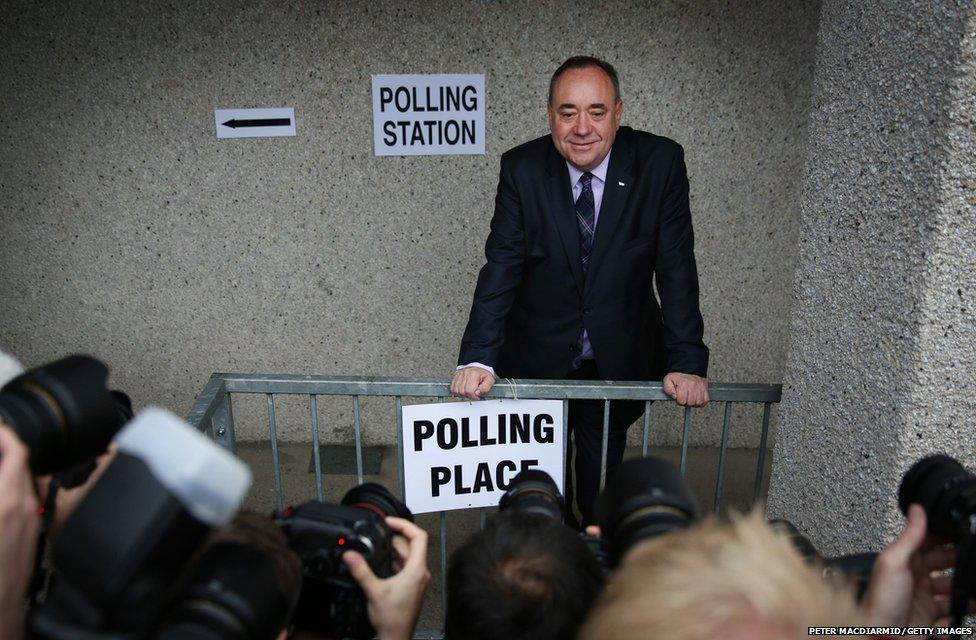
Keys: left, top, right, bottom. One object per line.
{"left": 451, "top": 56, "right": 709, "bottom": 524}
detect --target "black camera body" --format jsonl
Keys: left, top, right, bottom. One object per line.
{"left": 279, "top": 483, "right": 410, "bottom": 640}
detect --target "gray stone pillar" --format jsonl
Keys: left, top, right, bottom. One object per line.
{"left": 766, "top": 1, "right": 976, "bottom": 555}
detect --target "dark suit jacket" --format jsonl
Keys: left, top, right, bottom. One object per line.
{"left": 458, "top": 126, "right": 708, "bottom": 381}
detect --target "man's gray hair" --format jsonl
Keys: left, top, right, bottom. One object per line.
{"left": 548, "top": 56, "right": 621, "bottom": 105}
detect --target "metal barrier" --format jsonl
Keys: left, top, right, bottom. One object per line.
{"left": 186, "top": 373, "right": 781, "bottom": 639}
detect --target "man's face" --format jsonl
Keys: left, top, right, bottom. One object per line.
{"left": 548, "top": 65, "right": 623, "bottom": 171}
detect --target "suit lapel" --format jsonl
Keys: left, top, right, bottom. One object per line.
{"left": 544, "top": 144, "right": 585, "bottom": 296}
{"left": 585, "top": 130, "right": 634, "bottom": 297}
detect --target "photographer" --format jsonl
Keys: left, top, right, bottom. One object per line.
{"left": 579, "top": 509, "right": 865, "bottom": 639}
{"left": 0, "top": 422, "right": 40, "bottom": 640}
{"left": 158, "top": 511, "right": 303, "bottom": 640}
{"left": 444, "top": 510, "right": 604, "bottom": 640}
{"left": 0, "top": 350, "right": 123, "bottom": 639}
{"left": 339, "top": 516, "right": 431, "bottom": 640}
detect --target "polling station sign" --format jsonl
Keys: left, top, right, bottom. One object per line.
{"left": 401, "top": 399, "right": 564, "bottom": 514}
{"left": 371, "top": 74, "right": 485, "bottom": 156}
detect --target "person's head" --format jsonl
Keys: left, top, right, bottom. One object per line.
{"left": 445, "top": 511, "right": 604, "bottom": 640}
{"left": 162, "top": 511, "right": 303, "bottom": 640}
{"left": 579, "top": 509, "right": 865, "bottom": 640}
{"left": 547, "top": 56, "right": 623, "bottom": 172}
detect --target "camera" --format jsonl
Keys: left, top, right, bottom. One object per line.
{"left": 898, "top": 454, "right": 976, "bottom": 628}
{"left": 157, "top": 541, "right": 292, "bottom": 640}
{"left": 0, "top": 355, "right": 128, "bottom": 474}
{"left": 278, "top": 482, "right": 413, "bottom": 639}
{"left": 31, "top": 407, "right": 252, "bottom": 639}
{"left": 597, "top": 457, "right": 699, "bottom": 567}
{"left": 498, "top": 468, "right": 566, "bottom": 521}
{"left": 498, "top": 460, "right": 698, "bottom": 569}
{"left": 498, "top": 468, "right": 613, "bottom": 568}
{"left": 899, "top": 454, "right": 976, "bottom": 541}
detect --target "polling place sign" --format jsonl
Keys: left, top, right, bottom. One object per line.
{"left": 401, "top": 399, "right": 564, "bottom": 514}
{"left": 371, "top": 74, "right": 485, "bottom": 156}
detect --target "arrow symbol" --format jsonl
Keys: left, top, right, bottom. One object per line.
{"left": 222, "top": 118, "right": 291, "bottom": 128}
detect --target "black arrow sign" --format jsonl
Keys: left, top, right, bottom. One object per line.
{"left": 222, "top": 118, "right": 291, "bottom": 128}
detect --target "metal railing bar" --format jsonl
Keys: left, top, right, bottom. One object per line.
{"left": 440, "top": 512, "right": 448, "bottom": 627}
{"left": 641, "top": 401, "right": 652, "bottom": 457}
{"left": 714, "top": 402, "right": 733, "bottom": 514}
{"left": 679, "top": 407, "right": 692, "bottom": 477}
{"left": 396, "top": 396, "right": 405, "bottom": 502}
{"left": 210, "top": 393, "right": 236, "bottom": 452}
{"left": 218, "top": 375, "right": 781, "bottom": 403}
{"left": 599, "top": 400, "right": 610, "bottom": 493}
{"left": 186, "top": 372, "right": 783, "bottom": 640}
{"left": 266, "top": 393, "right": 283, "bottom": 513}
{"left": 310, "top": 394, "right": 324, "bottom": 501}
{"left": 754, "top": 402, "right": 773, "bottom": 504}
{"left": 185, "top": 374, "right": 228, "bottom": 430}
{"left": 353, "top": 395, "right": 364, "bottom": 484}
{"left": 562, "top": 400, "right": 570, "bottom": 498}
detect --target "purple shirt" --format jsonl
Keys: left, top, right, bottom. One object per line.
{"left": 460, "top": 150, "right": 613, "bottom": 376}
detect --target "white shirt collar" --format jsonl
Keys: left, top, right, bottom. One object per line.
{"left": 566, "top": 149, "right": 611, "bottom": 186}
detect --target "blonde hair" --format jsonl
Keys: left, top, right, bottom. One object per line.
{"left": 578, "top": 509, "right": 865, "bottom": 639}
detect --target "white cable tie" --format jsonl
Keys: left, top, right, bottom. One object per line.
{"left": 506, "top": 377, "right": 518, "bottom": 401}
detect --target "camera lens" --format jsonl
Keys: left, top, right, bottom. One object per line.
{"left": 0, "top": 355, "right": 123, "bottom": 474}
{"left": 597, "top": 457, "right": 699, "bottom": 567}
{"left": 341, "top": 483, "right": 414, "bottom": 522}
{"left": 158, "top": 543, "right": 290, "bottom": 640}
{"left": 498, "top": 469, "right": 565, "bottom": 523}
{"left": 899, "top": 454, "right": 976, "bottom": 541}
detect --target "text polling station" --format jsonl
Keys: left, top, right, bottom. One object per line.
{"left": 400, "top": 399, "right": 564, "bottom": 514}
{"left": 371, "top": 74, "right": 485, "bottom": 156}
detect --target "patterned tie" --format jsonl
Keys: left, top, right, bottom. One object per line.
{"left": 576, "top": 172, "right": 595, "bottom": 274}
{"left": 573, "top": 172, "right": 595, "bottom": 369}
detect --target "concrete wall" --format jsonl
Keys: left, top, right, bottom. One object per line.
{"left": 0, "top": 0, "right": 820, "bottom": 442}
{"left": 767, "top": 0, "right": 976, "bottom": 554}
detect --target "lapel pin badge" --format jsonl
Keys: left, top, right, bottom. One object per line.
{"left": 618, "top": 181, "right": 625, "bottom": 187}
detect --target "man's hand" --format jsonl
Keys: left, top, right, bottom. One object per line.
{"left": 342, "top": 516, "right": 431, "bottom": 640}
{"left": 451, "top": 366, "right": 496, "bottom": 400}
{"left": 864, "top": 504, "right": 958, "bottom": 628}
{"left": 663, "top": 372, "right": 709, "bottom": 407}
{"left": 0, "top": 424, "right": 40, "bottom": 640}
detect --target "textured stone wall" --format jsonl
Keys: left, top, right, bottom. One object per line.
{"left": 0, "top": 0, "right": 819, "bottom": 442}
{"left": 767, "top": 1, "right": 976, "bottom": 554}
